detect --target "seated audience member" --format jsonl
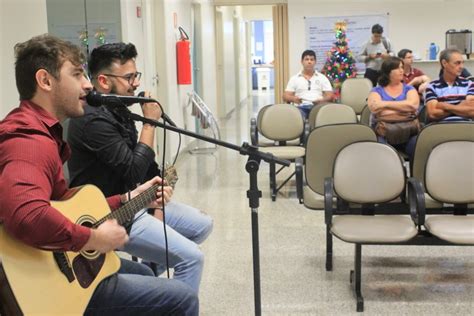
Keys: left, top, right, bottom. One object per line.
{"left": 425, "top": 48, "right": 474, "bottom": 122}
{"left": 358, "top": 24, "right": 395, "bottom": 87}
{"left": 398, "top": 49, "right": 430, "bottom": 95}
{"left": 439, "top": 67, "right": 472, "bottom": 79}
{"left": 0, "top": 34, "right": 198, "bottom": 315}
{"left": 367, "top": 56, "right": 420, "bottom": 158}
{"left": 283, "top": 49, "right": 334, "bottom": 119}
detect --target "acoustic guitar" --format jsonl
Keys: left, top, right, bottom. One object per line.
{"left": 0, "top": 167, "right": 178, "bottom": 315}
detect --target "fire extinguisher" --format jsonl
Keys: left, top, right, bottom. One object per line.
{"left": 176, "top": 26, "right": 192, "bottom": 85}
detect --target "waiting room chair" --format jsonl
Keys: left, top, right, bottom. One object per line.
{"left": 255, "top": 104, "right": 306, "bottom": 201}
{"left": 250, "top": 104, "right": 305, "bottom": 147}
{"left": 340, "top": 78, "right": 373, "bottom": 115}
{"left": 296, "top": 124, "right": 377, "bottom": 208}
{"left": 421, "top": 141, "right": 474, "bottom": 244}
{"left": 325, "top": 142, "right": 419, "bottom": 312}
{"left": 359, "top": 105, "right": 371, "bottom": 126}
{"left": 412, "top": 121, "right": 474, "bottom": 209}
{"left": 313, "top": 103, "right": 357, "bottom": 127}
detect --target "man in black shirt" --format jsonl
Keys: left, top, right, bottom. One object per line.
{"left": 68, "top": 43, "right": 213, "bottom": 293}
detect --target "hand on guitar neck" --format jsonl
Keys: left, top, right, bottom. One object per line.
{"left": 83, "top": 176, "right": 172, "bottom": 253}
{"left": 126, "top": 176, "right": 174, "bottom": 208}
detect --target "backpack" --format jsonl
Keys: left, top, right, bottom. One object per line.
{"left": 382, "top": 37, "right": 391, "bottom": 53}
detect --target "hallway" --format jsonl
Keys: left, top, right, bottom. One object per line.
{"left": 171, "top": 92, "right": 474, "bottom": 315}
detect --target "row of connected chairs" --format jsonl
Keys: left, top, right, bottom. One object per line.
{"left": 322, "top": 121, "right": 474, "bottom": 312}
{"left": 249, "top": 78, "right": 374, "bottom": 201}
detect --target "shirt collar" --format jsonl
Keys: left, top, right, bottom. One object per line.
{"left": 438, "top": 75, "right": 463, "bottom": 86}
{"left": 298, "top": 70, "right": 319, "bottom": 78}
{"left": 21, "top": 100, "right": 60, "bottom": 129}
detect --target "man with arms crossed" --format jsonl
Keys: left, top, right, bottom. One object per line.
{"left": 425, "top": 48, "right": 474, "bottom": 122}
{"left": 0, "top": 34, "right": 198, "bottom": 315}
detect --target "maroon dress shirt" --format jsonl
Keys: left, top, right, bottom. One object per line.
{"left": 0, "top": 101, "right": 121, "bottom": 252}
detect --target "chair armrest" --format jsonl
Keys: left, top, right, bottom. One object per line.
{"left": 250, "top": 117, "right": 258, "bottom": 146}
{"left": 295, "top": 157, "right": 304, "bottom": 204}
{"left": 407, "top": 177, "right": 426, "bottom": 226}
{"left": 324, "top": 177, "right": 335, "bottom": 225}
{"left": 300, "top": 120, "right": 310, "bottom": 145}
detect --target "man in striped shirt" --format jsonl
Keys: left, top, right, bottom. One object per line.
{"left": 425, "top": 48, "right": 474, "bottom": 122}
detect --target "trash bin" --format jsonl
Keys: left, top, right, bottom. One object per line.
{"left": 256, "top": 67, "right": 270, "bottom": 91}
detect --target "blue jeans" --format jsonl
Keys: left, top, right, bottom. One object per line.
{"left": 297, "top": 104, "right": 313, "bottom": 119}
{"left": 85, "top": 258, "right": 199, "bottom": 315}
{"left": 121, "top": 201, "right": 213, "bottom": 293}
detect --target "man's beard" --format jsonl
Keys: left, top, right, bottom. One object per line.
{"left": 110, "top": 83, "right": 136, "bottom": 96}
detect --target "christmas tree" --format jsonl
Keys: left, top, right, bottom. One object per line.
{"left": 322, "top": 21, "right": 357, "bottom": 100}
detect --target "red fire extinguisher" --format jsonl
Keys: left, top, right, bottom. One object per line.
{"left": 176, "top": 26, "right": 192, "bottom": 85}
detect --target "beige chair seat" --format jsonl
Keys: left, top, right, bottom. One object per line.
{"left": 257, "top": 136, "right": 301, "bottom": 147}
{"left": 331, "top": 215, "right": 418, "bottom": 243}
{"left": 259, "top": 146, "right": 305, "bottom": 160}
{"left": 303, "top": 186, "right": 327, "bottom": 209}
{"left": 425, "top": 193, "right": 443, "bottom": 208}
{"left": 425, "top": 215, "right": 474, "bottom": 245}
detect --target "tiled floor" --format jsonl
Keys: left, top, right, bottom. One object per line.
{"left": 171, "top": 90, "right": 473, "bottom": 315}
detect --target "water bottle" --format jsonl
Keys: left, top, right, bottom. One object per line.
{"left": 429, "top": 43, "right": 440, "bottom": 60}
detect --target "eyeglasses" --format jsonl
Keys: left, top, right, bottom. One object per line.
{"left": 102, "top": 72, "right": 142, "bottom": 85}
{"left": 308, "top": 80, "right": 312, "bottom": 91}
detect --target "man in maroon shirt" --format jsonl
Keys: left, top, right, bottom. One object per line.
{"left": 398, "top": 49, "right": 431, "bottom": 94}
{"left": 0, "top": 34, "right": 198, "bottom": 315}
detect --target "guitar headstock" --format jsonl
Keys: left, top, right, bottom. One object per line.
{"left": 164, "top": 165, "right": 178, "bottom": 188}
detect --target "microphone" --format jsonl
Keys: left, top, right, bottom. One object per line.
{"left": 86, "top": 91, "right": 177, "bottom": 127}
{"left": 137, "top": 91, "right": 177, "bottom": 127}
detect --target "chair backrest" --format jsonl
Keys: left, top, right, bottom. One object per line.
{"left": 308, "top": 103, "right": 325, "bottom": 130}
{"left": 257, "top": 103, "right": 304, "bottom": 141}
{"left": 256, "top": 104, "right": 272, "bottom": 131}
{"left": 334, "top": 142, "right": 405, "bottom": 203}
{"left": 359, "top": 104, "right": 372, "bottom": 126}
{"left": 314, "top": 103, "right": 357, "bottom": 128}
{"left": 340, "top": 78, "right": 373, "bottom": 115}
{"left": 305, "top": 124, "right": 377, "bottom": 194}
{"left": 412, "top": 122, "right": 474, "bottom": 186}
{"left": 425, "top": 141, "right": 474, "bottom": 204}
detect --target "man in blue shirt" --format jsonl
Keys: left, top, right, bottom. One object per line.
{"left": 425, "top": 48, "right": 474, "bottom": 122}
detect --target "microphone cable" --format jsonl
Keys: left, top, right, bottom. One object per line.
{"left": 138, "top": 91, "right": 181, "bottom": 165}
{"left": 160, "top": 119, "right": 171, "bottom": 279}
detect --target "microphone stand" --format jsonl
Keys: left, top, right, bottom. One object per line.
{"left": 114, "top": 106, "right": 289, "bottom": 316}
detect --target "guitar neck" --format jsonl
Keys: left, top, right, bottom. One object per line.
{"left": 93, "top": 183, "right": 161, "bottom": 228}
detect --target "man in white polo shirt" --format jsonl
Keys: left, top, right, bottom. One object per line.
{"left": 283, "top": 49, "right": 334, "bottom": 119}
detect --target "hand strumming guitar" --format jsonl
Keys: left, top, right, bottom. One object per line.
{"left": 82, "top": 219, "right": 129, "bottom": 253}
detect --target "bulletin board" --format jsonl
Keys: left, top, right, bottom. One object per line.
{"left": 305, "top": 14, "right": 389, "bottom": 72}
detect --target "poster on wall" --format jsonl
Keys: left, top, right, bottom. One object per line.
{"left": 305, "top": 14, "right": 389, "bottom": 72}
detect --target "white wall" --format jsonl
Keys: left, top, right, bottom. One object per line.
{"left": 195, "top": 1, "right": 218, "bottom": 116}
{"left": 219, "top": 6, "right": 238, "bottom": 117}
{"left": 0, "top": 0, "right": 48, "bottom": 119}
{"left": 287, "top": 0, "right": 474, "bottom": 75}
{"left": 241, "top": 5, "right": 273, "bottom": 21}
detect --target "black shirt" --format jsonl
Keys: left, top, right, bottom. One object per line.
{"left": 67, "top": 104, "right": 159, "bottom": 197}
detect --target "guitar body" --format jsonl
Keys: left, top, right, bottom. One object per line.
{"left": 0, "top": 185, "right": 120, "bottom": 315}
